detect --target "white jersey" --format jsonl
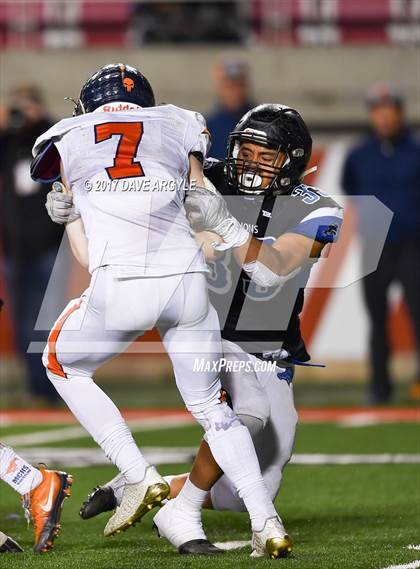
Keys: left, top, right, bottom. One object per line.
{"left": 33, "top": 104, "right": 210, "bottom": 277}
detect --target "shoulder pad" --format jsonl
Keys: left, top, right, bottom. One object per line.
{"left": 30, "top": 140, "right": 61, "bottom": 183}
{"left": 203, "top": 159, "right": 228, "bottom": 194}
{"left": 31, "top": 116, "right": 82, "bottom": 183}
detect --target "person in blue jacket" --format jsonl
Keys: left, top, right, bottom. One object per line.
{"left": 342, "top": 84, "right": 420, "bottom": 403}
{"left": 206, "top": 56, "right": 255, "bottom": 159}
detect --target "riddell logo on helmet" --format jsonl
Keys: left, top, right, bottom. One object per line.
{"left": 101, "top": 103, "right": 141, "bottom": 112}
{"left": 123, "top": 77, "right": 134, "bottom": 92}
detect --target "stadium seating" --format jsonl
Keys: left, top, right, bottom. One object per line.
{"left": 0, "top": 0, "right": 418, "bottom": 49}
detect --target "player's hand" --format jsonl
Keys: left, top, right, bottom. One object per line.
{"left": 185, "top": 185, "right": 229, "bottom": 231}
{"left": 45, "top": 182, "right": 80, "bottom": 225}
{"left": 185, "top": 185, "right": 249, "bottom": 250}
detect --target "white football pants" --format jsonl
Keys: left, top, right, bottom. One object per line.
{"left": 43, "top": 266, "right": 277, "bottom": 530}
{"left": 210, "top": 340, "right": 298, "bottom": 511}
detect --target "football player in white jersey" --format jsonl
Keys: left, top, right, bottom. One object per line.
{"left": 31, "top": 64, "right": 290, "bottom": 557}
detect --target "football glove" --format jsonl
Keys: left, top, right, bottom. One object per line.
{"left": 45, "top": 182, "right": 80, "bottom": 225}
{"left": 185, "top": 185, "right": 249, "bottom": 251}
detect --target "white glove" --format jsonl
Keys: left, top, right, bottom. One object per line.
{"left": 45, "top": 182, "right": 80, "bottom": 225}
{"left": 185, "top": 185, "right": 249, "bottom": 251}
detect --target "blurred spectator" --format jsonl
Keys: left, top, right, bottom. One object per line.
{"left": 342, "top": 84, "right": 420, "bottom": 403}
{"left": 206, "top": 56, "right": 255, "bottom": 159}
{"left": 133, "top": 2, "right": 244, "bottom": 45}
{"left": 0, "top": 85, "right": 64, "bottom": 404}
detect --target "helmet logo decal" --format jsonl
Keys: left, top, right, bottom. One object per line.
{"left": 243, "top": 127, "right": 267, "bottom": 139}
{"left": 123, "top": 77, "right": 134, "bottom": 92}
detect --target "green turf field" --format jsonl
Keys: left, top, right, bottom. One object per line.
{"left": 2, "top": 380, "right": 419, "bottom": 409}
{"left": 1, "top": 421, "right": 419, "bottom": 568}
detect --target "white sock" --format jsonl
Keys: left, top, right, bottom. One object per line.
{"left": 98, "top": 421, "right": 148, "bottom": 484}
{"left": 48, "top": 373, "right": 149, "bottom": 484}
{"left": 106, "top": 472, "right": 126, "bottom": 506}
{"left": 174, "top": 477, "right": 208, "bottom": 518}
{"left": 165, "top": 478, "right": 207, "bottom": 544}
{"left": 208, "top": 423, "right": 277, "bottom": 531}
{"left": 0, "top": 445, "right": 42, "bottom": 496}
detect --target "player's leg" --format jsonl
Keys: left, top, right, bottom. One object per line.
{"left": 79, "top": 340, "right": 268, "bottom": 517}
{"left": 211, "top": 362, "right": 297, "bottom": 511}
{"left": 0, "top": 443, "right": 42, "bottom": 495}
{"left": 44, "top": 267, "right": 170, "bottom": 535}
{"left": 0, "top": 443, "right": 72, "bottom": 553}
{"left": 361, "top": 246, "right": 395, "bottom": 403}
{"left": 397, "top": 241, "right": 420, "bottom": 399}
{"left": 154, "top": 273, "right": 290, "bottom": 557}
{"left": 80, "top": 352, "right": 296, "bottom": 516}
{"left": 252, "top": 366, "right": 297, "bottom": 499}
{"left": 138, "top": 364, "right": 295, "bottom": 513}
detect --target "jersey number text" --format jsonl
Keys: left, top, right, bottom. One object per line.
{"left": 94, "top": 122, "right": 144, "bottom": 180}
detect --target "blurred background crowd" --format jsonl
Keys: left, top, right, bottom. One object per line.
{"left": 0, "top": 0, "right": 419, "bottom": 408}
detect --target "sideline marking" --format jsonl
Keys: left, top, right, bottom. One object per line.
{"left": 3, "top": 416, "right": 194, "bottom": 447}
{"left": 13, "top": 448, "right": 420, "bottom": 468}
{"left": 291, "top": 454, "right": 420, "bottom": 465}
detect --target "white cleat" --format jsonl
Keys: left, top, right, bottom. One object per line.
{"left": 153, "top": 497, "right": 222, "bottom": 555}
{"left": 104, "top": 466, "right": 169, "bottom": 537}
{"left": 153, "top": 497, "right": 206, "bottom": 547}
{"left": 251, "top": 516, "right": 293, "bottom": 559}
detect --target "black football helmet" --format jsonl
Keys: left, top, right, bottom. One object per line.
{"left": 71, "top": 63, "right": 155, "bottom": 116}
{"left": 225, "top": 104, "right": 312, "bottom": 196}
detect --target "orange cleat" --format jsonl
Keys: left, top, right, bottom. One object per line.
{"left": 23, "top": 468, "right": 73, "bottom": 553}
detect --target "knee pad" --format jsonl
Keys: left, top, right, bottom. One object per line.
{"left": 190, "top": 400, "right": 243, "bottom": 442}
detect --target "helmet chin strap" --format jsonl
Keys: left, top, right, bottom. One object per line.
{"left": 302, "top": 165, "right": 317, "bottom": 178}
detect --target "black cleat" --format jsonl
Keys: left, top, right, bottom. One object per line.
{"left": 178, "top": 539, "right": 224, "bottom": 555}
{"left": 79, "top": 486, "right": 117, "bottom": 520}
{"left": 0, "top": 532, "right": 24, "bottom": 553}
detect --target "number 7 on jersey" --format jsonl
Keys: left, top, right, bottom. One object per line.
{"left": 94, "top": 122, "right": 145, "bottom": 180}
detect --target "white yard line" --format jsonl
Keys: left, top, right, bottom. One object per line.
{"left": 13, "top": 448, "right": 420, "bottom": 468}
{"left": 407, "top": 546, "right": 420, "bottom": 551}
{"left": 213, "top": 540, "right": 251, "bottom": 550}
{"left": 4, "top": 426, "right": 92, "bottom": 446}
{"left": 290, "top": 454, "right": 420, "bottom": 465}
{"left": 3, "top": 415, "right": 194, "bottom": 447}
{"left": 381, "top": 562, "right": 420, "bottom": 569}
{"left": 16, "top": 447, "right": 197, "bottom": 468}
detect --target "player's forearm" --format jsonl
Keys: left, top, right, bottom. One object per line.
{"left": 195, "top": 231, "right": 223, "bottom": 261}
{"left": 66, "top": 219, "right": 89, "bottom": 269}
{"left": 233, "top": 236, "right": 292, "bottom": 276}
